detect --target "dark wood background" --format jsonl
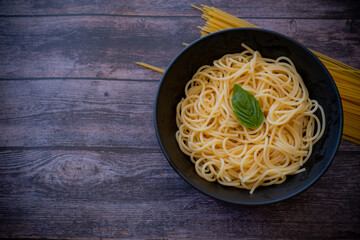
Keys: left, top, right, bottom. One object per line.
{"left": 0, "top": 0, "right": 359, "bottom": 239}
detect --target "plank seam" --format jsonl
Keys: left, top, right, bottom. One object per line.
{"left": 0, "top": 147, "right": 358, "bottom": 155}
{"left": 0, "top": 77, "right": 160, "bottom": 82}
{"left": 0, "top": 14, "right": 357, "bottom": 20}
{"left": 0, "top": 146, "right": 162, "bottom": 153}
{"left": 0, "top": 14, "right": 200, "bottom": 18}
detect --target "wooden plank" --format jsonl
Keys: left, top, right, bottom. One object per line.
{"left": 0, "top": 17, "right": 359, "bottom": 80}
{"left": 1, "top": 79, "right": 359, "bottom": 151}
{"left": 0, "top": 80, "right": 159, "bottom": 148}
{"left": 339, "top": 139, "right": 360, "bottom": 151}
{"left": 0, "top": 16, "right": 200, "bottom": 80}
{"left": 0, "top": 149, "right": 359, "bottom": 238}
{"left": 0, "top": 0, "right": 359, "bottom": 18}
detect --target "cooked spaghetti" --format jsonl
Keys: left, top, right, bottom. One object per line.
{"left": 192, "top": 4, "right": 360, "bottom": 144}
{"left": 136, "top": 5, "right": 359, "bottom": 144}
{"left": 175, "top": 44, "right": 325, "bottom": 193}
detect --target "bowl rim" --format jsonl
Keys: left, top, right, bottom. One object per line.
{"left": 153, "top": 27, "right": 343, "bottom": 205}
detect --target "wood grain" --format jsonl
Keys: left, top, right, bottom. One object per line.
{"left": 0, "top": 17, "right": 359, "bottom": 80}
{"left": 0, "top": 0, "right": 359, "bottom": 18}
{"left": 0, "top": 149, "right": 359, "bottom": 239}
{"left": 0, "top": 80, "right": 159, "bottom": 148}
{"left": 0, "top": 0, "right": 359, "bottom": 239}
{"left": 0, "top": 79, "right": 359, "bottom": 152}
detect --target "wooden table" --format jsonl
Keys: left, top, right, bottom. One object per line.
{"left": 1, "top": 1, "right": 359, "bottom": 239}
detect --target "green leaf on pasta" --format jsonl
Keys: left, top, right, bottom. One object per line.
{"left": 231, "top": 84, "right": 264, "bottom": 129}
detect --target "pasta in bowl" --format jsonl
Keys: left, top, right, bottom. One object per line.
{"left": 154, "top": 28, "right": 342, "bottom": 205}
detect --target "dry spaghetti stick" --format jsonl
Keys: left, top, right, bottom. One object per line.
{"left": 136, "top": 62, "right": 165, "bottom": 73}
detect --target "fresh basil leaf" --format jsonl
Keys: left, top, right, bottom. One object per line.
{"left": 231, "top": 84, "right": 264, "bottom": 129}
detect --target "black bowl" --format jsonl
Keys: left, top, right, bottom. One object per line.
{"left": 154, "top": 28, "right": 343, "bottom": 205}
